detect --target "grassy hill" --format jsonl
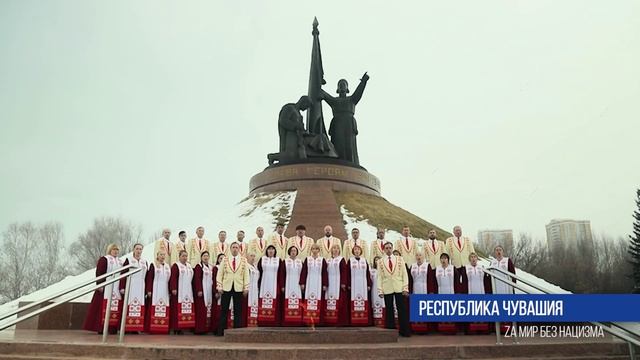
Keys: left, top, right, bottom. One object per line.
{"left": 334, "top": 191, "right": 452, "bottom": 240}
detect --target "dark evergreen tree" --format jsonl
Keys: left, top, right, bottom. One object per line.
{"left": 628, "top": 189, "right": 640, "bottom": 293}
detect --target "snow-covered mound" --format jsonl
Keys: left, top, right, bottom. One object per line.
{"left": 0, "top": 191, "right": 296, "bottom": 326}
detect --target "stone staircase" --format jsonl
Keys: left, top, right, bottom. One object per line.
{"left": 0, "top": 329, "right": 633, "bottom": 360}
{"left": 0, "top": 341, "right": 631, "bottom": 360}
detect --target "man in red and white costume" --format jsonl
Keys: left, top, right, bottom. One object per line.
{"left": 173, "top": 231, "right": 188, "bottom": 264}
{"left": 212, "top": 230, "right": 231, "bottom": 261}
{"left": 234, "top": 230, "right": 249, "bottom": 257}
{"left": 187, "top": 226, "right": 211, "bottom": 267}
{"left": 248, "top": 226, "right": 268, "bottom": 259}
{"left": 424, "top": 229, "right": 445, "bottom": 268}
{"left": 370, "top": 228, "right": 387, "bottom": 266}
{"left": 289, "top": 224, "right": 313, "bottom": 259}
{"left": 268, "top": 223, "right": 289, "bottom": 260}
{"left": 395, "top": 226, "right": 418, "bottom": 268}
{"left": 445, "top": 225, "right": 475, "bottom": 269}
{"left": 153, "top": 228, "right": 175, "bottom": 266}
{"left": 317, "top": 225, "right": 342, "bottom": 258}
{"left": 377, "top": 242, "right": 410, "bottom": 337}
{"left": 215, "top": 242, "right": 250, "bottom": 335}
{"left": 343, "top": 228, "right": 369, "bottom": 264}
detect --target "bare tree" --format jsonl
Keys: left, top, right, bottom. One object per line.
{"left": 34, "top": 222, "right": 67, "bottom": 290}
{"left": 512, "top": 233, "right": 549, "bottom": 275}
{"left": 594, "top": 235, "right": 633, "bottom": 293}
{"left": 69, "top": 217, "right": 143, "bottom": 272}
{"left": 0, "top": 222, "right": 69, "bottom": 304}
{"left": 515, "top": 232, "right": 634, "bottom": 294}
{"left": 0, "top": 223, "right": 34, "bottom": 301}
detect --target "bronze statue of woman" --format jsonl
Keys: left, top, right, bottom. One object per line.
{"left": 320, "top": 72, "right": 369, "bottom": 165}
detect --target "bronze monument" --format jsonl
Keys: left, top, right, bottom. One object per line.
{"left": 268, "top": 17, "right": 368, "bottom": 168}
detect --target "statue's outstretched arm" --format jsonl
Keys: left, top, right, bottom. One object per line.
{"left": 320, "top": 89, "right": 337, "bottom": 106}
{"left": 351, "top": 72, "right": 369, "bottom": 105}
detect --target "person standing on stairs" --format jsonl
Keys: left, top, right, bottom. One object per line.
{"left": 377, "top": 242, "right": 410, "bottom": 337}
{"left": 317, "top": 224, "right": 342, "bottom": 258}
{"left": 269, "top": 223, "right": 289, "bottom": 260}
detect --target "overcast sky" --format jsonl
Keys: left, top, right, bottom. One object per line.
{"left": 1, "top": 0, "right": 638, "bottom": 245}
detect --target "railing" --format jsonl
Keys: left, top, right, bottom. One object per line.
{"left": 483, "top": 265, "right": 640, "bottom": 359}
{"left": 0, "top": 264, "right": 136, "bottom": 323}
{"left": 0, "top": 264, "right": 143, "bottom": 344}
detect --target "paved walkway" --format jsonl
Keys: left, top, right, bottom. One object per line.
{"left": 0, "top": 329, "right": 622, "bottom": 348}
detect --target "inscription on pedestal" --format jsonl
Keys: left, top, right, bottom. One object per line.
{"left": 250, "top": 164, "right": 381, "bottom": 196}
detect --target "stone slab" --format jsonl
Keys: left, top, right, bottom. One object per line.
{"left": 0, "top": 330, "right": 631, "bottom": 360}
{"left": 14, "top": 302, "right": 88, "bottom": 331}
{"left": 223, "top": 326, "right": 398, "bottom": 344}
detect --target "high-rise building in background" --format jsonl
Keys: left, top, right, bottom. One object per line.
{"left": 545, "top": 219, "right": 593, "bottom": 251}
{"left": 477, "top": 229, "right": 514, "bottom": 255}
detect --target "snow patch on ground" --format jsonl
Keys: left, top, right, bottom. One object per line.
{"left": 220, "top": 191, "right": 297, "bottom": 235}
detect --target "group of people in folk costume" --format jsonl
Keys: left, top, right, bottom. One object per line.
{"left": 83, "top": 224, "right": 516, "bottom": 337}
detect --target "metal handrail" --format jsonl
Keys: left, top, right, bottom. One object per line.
{"left": 0, "top": 266, "right": 143, "bottom": 344}
{"left": 483, "top": 266, "right": 640, "bottom": 359}
{"left": 484, "top": 265, "right": 561, "bottom": 295}
{"left": 485, "top": 266, "right": 640, "bottom": 342}
{"left": 611, "top": 322, "right": 640, "bottom": 340}
{"left": 0, "top": 264, "right": 137, "bottom": 322}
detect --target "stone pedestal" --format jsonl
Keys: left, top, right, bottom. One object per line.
{"left": 250, "top": 163, "right": 381, "bottom": 196}
{"left": 250, "top": 163, "right": 382, "bottom": 239}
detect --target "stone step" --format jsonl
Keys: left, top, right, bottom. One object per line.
{"left": 458, "top": 342, "right": 630, "bottom": 359}
{"left": 0, "top": 329, "right": 632, "bottom": 360}
{"left": 0, "top": 339, "right": 631, "bottom": 360}
{"left": 0, "top": 356, "right": 99, "bottom": 360}
{"left": 0, "top": 355, "right": 630, "bottom": 360}
{"left": 473, "top": 358, "right": 629, "bottom": 360}
{"left": 0, "top": 356, "right": 630, "bottom": 360}
{"left": 224, "top": 327, "right": 397, "bottom": 343}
